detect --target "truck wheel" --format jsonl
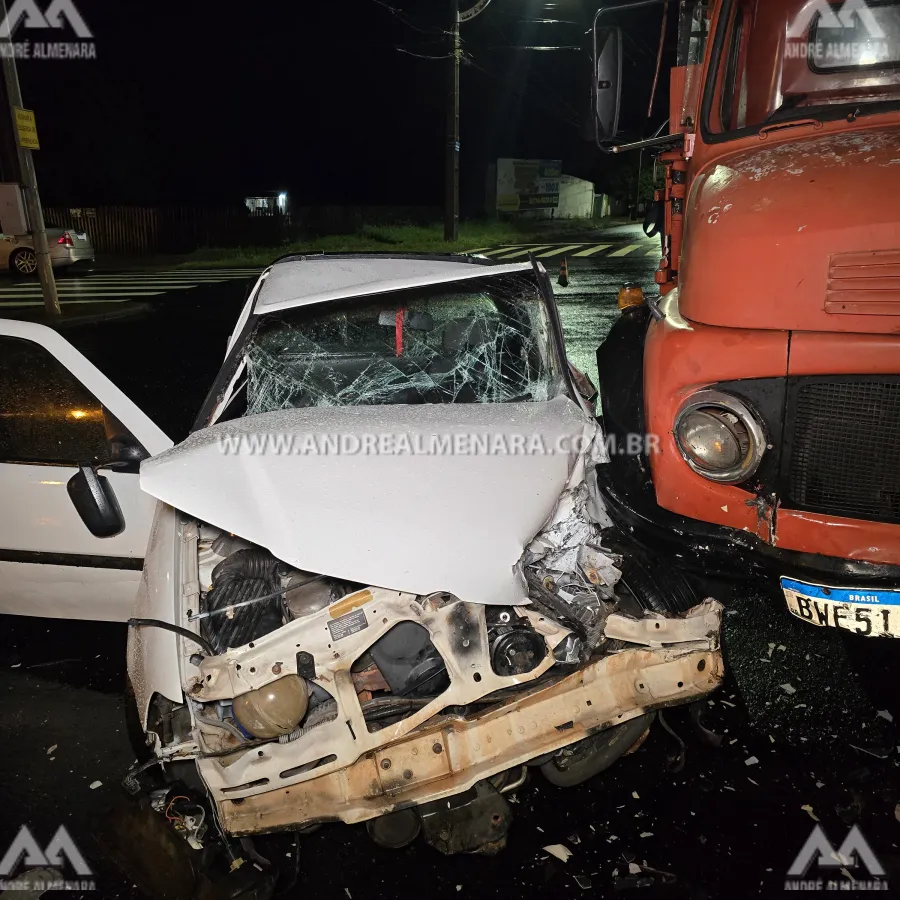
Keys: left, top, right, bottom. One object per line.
{"left": 608, "top": 538, "right": 700, "bottom": 615}
{"left": 10, "top": 247, "right": 37, "bottom": 275}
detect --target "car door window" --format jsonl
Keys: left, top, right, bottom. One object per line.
{"left": 0, "top": 335, "right": 112, "bottom": 465}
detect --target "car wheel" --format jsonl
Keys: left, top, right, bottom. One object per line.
{"left": 10, "top": 247, "right": 37, "bottom": 275}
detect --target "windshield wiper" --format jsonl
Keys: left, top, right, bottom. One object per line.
{"left": 761, "top": 94, "right": 809, "bottom": 125}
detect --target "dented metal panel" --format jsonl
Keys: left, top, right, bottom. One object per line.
{"left": 220, "top": 637, "right": 723, "bottom": 834}
{"left": 141, "top": 398, "right": 605, "bottom": 608}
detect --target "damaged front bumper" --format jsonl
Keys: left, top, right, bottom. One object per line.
{"left": 186, "top": 598, "right": 723, "bottom": 836}
{"left": 597, "top": 467, "right": 900, "bottom": 588}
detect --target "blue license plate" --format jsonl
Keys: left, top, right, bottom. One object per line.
{"left": 781, "top": 577, "right": 900, "bottom": 637}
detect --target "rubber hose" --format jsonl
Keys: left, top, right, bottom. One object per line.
{"left": 203, "top": 576, "right": 276, "bottom": 653}
{"left": 540, "top": 712, "right": 656, "bottom": 788}
{"left": 127, "top": 618, "right": 217, "bottom": 657}
{"left": 195, "top": 715, "right": 248, "bottom": 742}
{"left": 210, "top": 548, "right": 282, "bottom": 584}
{"left": 279, "top": 700, "right": 338, "bottom": 743}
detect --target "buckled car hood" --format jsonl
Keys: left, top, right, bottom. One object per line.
{"left": 140, "top": 397, "right": 605, "bottom": 606}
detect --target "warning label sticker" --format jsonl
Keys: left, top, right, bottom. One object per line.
{"left": 328, "top": 608, "right": 369, "bottom": 642}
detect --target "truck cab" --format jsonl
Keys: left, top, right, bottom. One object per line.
{"left": 595, "top": 0, "right": 900, "bottom": 635}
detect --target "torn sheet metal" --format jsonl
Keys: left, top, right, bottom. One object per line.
{"left": 183, "top": 593, "right": 722, "bottom": 832}
{"left": 518, "top": 425, "right": 618, "bottom": 615}
{"left": 141, "top": 397, "right": 603, "bottom": 608}
{"left": 216, "top": 627, "right": 723, "bottom": 835}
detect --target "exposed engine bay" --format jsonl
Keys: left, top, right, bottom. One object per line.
{"left": 138, "top": 517, "right": 723, "bottom": 856}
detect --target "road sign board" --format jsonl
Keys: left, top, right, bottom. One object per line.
{"left": 496, "top": 159, "right": 562, "bottom": 213}
{"left": 13, "top": 107, "right": 39, "bottom": 150}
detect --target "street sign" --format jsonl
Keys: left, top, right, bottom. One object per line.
{"left": 460, "top": 0, "right": 493, "bottom": 22}
{"left": 496, "top": 159, "right": 562, "bottom": 213}
{"left": 13, "top": 107, "right": 39, "bottom": 150}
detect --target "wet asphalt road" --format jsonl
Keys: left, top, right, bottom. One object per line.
{"left": 1, "top": 236, "right": 899, "bottom": 899}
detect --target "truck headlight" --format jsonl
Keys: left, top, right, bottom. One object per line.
{"left": 673, "top": 390, "right": 765, "bottom": 484}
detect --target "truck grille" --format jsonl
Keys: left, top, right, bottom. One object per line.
{"left": 787, "top": 380, "right": 900, "bottom": 525}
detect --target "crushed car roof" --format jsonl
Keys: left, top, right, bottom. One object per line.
{"left": 254, "top": 254, "right": 536, "bottom": 314}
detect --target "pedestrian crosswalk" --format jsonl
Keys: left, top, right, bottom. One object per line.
{"left": 471, "top": 241, "right": 661, "bottom": 261}
{"left": 0, "top": 268, "right": 261, "bottom": 307}
{"left": 0, "top": 249, "right": 662, "bottom": 308}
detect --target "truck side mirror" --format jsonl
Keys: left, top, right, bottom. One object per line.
{"left": 67, "top": 465, "right": 126, "bottom": 538}
{"left": 593, "top": 26, "right": 623, "bottom": 141}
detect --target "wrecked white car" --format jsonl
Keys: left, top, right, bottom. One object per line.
{"left": 0, "top": 254, "right": 724, "bottom": 857}
{"left": 126, "top": 255, "right": 723, "bottom": 853}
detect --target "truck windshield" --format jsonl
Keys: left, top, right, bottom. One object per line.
{"left": 811, "top": 3, "right": 900, "bottom": 69}
{"left": 704, "top": 0, "right": 900, "bottom": 139}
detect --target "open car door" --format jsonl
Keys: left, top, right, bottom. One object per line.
{"left": 0, "top": 319, "right": 172, "bottom": 621}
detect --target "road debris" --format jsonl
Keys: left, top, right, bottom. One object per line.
{"left": 614, "top": 862, "right": 677, "bottom": 890}
{"left": 801, "top": 804, "right": 819, "bottom": 822}
{"left": 779, "top": 683, "right": 797, "bottom": 695}
{"left": 543, "top": 844, "right": 573, "bottom": 863}
{"left": 745, "top": 756, "right": 759, "bottom": 766}
{"left": 89, "top": 780, "right": 102, "bottom": 789}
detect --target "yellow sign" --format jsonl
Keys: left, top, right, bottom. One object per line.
{"left": 14, "top": 107, "right": 39, "bottom": 150}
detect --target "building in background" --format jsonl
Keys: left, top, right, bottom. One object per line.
{"left": 486, "top": 159, "right": 600, "bottom": 220}
{"left": 244, "top": 191, "right": 289, "bottom": 216}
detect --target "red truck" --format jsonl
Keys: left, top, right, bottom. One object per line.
{"left": 593, "top": 0, "right": 900, "bottom": 637}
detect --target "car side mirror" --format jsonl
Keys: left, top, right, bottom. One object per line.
{"left": 67, "top": 465, "right": 125, "bottom": 538}
{"left": 103, "top": 407, "right": 149, "bottom": 473}
{"left": 593, "top": 26, "right": 623, "bottom": 142}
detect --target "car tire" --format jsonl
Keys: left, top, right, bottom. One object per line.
{"left": 10, "top": 247, "right": 37, "bottom": 275}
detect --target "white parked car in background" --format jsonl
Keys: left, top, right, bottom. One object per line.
{"left": 0, "top": 254, "right": 722, "bottom": 860}
{"left": 0, "top": 226, "right": 95, "bottom": 274}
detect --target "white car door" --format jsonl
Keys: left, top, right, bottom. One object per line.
{"left": 0, "top": 319, "right": 172, "bottom": 621}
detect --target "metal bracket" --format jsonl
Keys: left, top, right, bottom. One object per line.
{"left": 604, "top": 599, "right": 722, "bottom": 647}
{"left": 683, "top": 133, "right": 696, "bottom": 159}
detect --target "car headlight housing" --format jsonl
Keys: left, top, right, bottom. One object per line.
{"left": 673, "top": 390, "right": 766, "bottom": 484}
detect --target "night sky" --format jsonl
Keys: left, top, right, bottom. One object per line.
{"left": 14, "top": 0, "right": 671, "bottom": 212}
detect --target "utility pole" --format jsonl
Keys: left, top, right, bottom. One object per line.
{"left": 633, "top": 148, "right": 644, "bottom": 221}
{"left": 444, "top": 0, "right": 460, "bottom": 242}
{"left": 0, "top": 0, "right": 60, "bottom": 317}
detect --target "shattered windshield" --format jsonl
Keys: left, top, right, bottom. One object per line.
{"left": 238, "top": 274, "right": 565, "bottom": 413}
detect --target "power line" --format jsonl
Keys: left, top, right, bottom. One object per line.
{"left": 397, "top": 47, "right": 456, "bottom": 60}
{"left": 466, "top": 16, "right": 585, "bottom": 122}
{"left": 474, "top": 45, "right": 582, "bottom": 50}
{"left": 367, "top": 0, "right": 451, "bottom": 36}
{"left": 463, "top": 58, "right": 582, "bottom": 131}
